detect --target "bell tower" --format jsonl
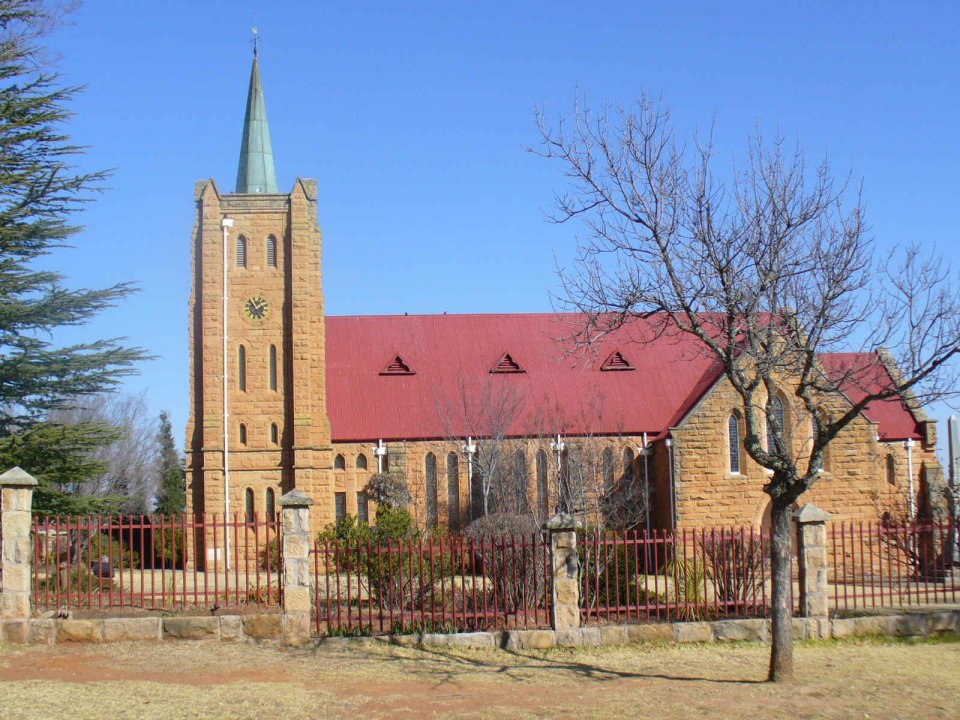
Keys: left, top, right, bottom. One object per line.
{"left": 186, "top": 47, "right": 332, "bottom": 531}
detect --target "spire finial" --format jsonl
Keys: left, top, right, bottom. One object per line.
{"left": 252, "top": 26, "right": 258, "bottom": 57}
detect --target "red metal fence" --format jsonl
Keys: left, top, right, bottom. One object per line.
{"left": 829, "top": 519, "right": 959, "bottom": 611}
{"left": 580, "top": 527, "right": 776, "bottom": 624}
{"left": 32, "top": 514, "right": 281, "bottom": 612}
{"left": 313, "top": 534, "right": 551, "bottom": 636}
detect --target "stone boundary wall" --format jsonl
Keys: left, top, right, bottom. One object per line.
{"left": 3, "top": 608, "right": 956, "bottom": 648}
{"left": 0, "top": 614, "right": 284, "bottom": 645}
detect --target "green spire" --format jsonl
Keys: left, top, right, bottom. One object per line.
{"left": 235, "top": 44, "right": 278, "bottom": 194}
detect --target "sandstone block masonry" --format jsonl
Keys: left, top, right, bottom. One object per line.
{"left": 187, "top": 179, "right": 333, "bottom": 545}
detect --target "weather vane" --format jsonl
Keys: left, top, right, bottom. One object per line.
{"left": 252, "top": 26, "right": 259, "bottom": 57}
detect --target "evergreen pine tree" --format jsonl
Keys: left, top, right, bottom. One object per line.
{"left": 0, "top": 2, "right": 146, "bottom": 514}
{"left": 154, "top": 410, "right": 185, "bottom": 515}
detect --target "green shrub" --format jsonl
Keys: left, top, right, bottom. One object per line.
{"left": 154, "top": 526, "right": 184, "bottom": 567}
{"left": 317, "top": 508, "right": 453, "bottom": 612}
{"left": 259, "top": 535, "right": 281, "bottom": 572}
{"left": 82, "top": 533, "right": 140, "bottom": 570}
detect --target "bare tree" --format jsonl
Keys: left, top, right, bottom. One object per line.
{"left": 50, "top": 392, "right": 160, "bottom": 513}
{"left": 435, "top": 375, "right": 528, "bottom": 519}
{"left": 534, "top": 95, "right": 960, "bottom": 682}
{"left": 554, "top": 398, "right": 649, "bottom": 532}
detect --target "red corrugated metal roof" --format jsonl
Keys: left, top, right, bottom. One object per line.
{"left": 820, "top": 352, "right": 923, "bottom": 441}
{"left": 325, "top": 314, "right": 922, "bottom": 442}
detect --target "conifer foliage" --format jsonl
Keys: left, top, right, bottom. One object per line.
{"left": 0, "top": 1, "right": 145, "bottom": 512}
{"left": 154, "top": 410, "right": 185, "bottom": 515}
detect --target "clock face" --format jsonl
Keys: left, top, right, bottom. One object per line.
{"left": 244, "top": 295, "right": 269, "bottom": 321}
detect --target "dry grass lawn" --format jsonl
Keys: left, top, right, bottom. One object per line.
{"left": 0, "top": 635, "right": 957, "bottom": 719}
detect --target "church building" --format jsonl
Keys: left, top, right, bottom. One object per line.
{"left": 186, "top": 51, "right": 943, "bottom": 537}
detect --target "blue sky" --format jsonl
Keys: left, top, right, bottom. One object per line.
{"left": 40, "top": 1, "right": 959, "bottom": 453}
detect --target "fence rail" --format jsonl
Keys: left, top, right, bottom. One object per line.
{"left": 32, "top": 514, "right": 281, "bottom": 612}
{"left": 829, "top": 519, "right": 960, "bottom": 611}
{"left": 580, "top": 527, "right": 776, "bottom": 624}
{"left": 313, "top": 533, "right": 551, "bottom": 636}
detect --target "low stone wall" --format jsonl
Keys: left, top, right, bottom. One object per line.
{"left": 3, "top": 609, "right": 957, "bottom": 648}
{"left": 1, "top": 614, "right": 283, "bottom": 645}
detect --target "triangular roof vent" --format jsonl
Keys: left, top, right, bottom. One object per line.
{"left": 380, "top": 355, "right": 415, "bottom": 376}
{"left": 490, "top": 353, "right": 525, "bottom": 374}
{"left": 601, "top": 350, "right": 635, "bottom": 372}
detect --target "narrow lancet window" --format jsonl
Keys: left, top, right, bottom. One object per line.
{"left": 269, "top": 344, "right": 278, "bottom": 391}
{"left": 238, "top": 345, "right": 247, "bottom": 392}
{"left": 729, "top": 415, "right": 741, "bottom": 474}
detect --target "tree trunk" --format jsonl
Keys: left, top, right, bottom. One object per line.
{"left": 768, "top": 494, "right": 794, "bottom": 682}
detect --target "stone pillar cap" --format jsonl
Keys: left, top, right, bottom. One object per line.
{"left": 0, "top": 466, "right": 38, "bottom": 487}
{"left": 546, "top": 512, "right": 582, "bottom": 530}
{"left": 278, "top": 488, "right": 314, "bottom": 507}
{"left": 794, "top": 503, "right": 832, "bottom": 523}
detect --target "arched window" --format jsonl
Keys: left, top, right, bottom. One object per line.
{"left": 602, "top": 447, "right": 616, "bottom": 493}
{"left": 425, "top": 452, "right": 438, "bottom": 529}
{"left": 244, "top": 487, "right": 254, "bottom": 523}
{"left": 886, "top": 454, "right": 896, "bottom": 485}
{"left": 766, "top": 395, "right": 786, "bottom": 452}
{"left": 266, "top": 235, "right": 277, "bottom": 268}
{"left": 334, "top": 454, "right": 345, "bottom": 470}
{"left": 265, "top": 487, "right": 275, "bottom": 519}
{"left": 470, "top": 467, "right": 484, "bottom": 520}
{"left": 238, "top": 345, "right": 247, "bottom": 392}
{"left": 270, "top": 422, "right": 279, "bottom": 445}
{"left": 269, "top": 345, "right": 278, "bottom": 391}
{"left": 623, "top": 447, "right": 635, "bottom": 483}
{"left": 729, "top": 414, "right": 741, "bottom": 474}
{"left": 356, "top": 453, "right": 368, "bottom": 470}
{"left": 536, "top": 449, "right": 549, "bottom": 521}
{"left": 446, "top": 452, "right": 460, "bottom": 530}
{"left": 236, "top": 234, "right": 247, "bottom": 268}
{"left": 238, "top": 423, "right": 247, "bottom": 446}
{"left": 513, "top": 448, "right": 530, "bottom": 513}
{"left": 812, "top": 416, "right": 832, "bottom": 472}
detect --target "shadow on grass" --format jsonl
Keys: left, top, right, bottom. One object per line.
{"left": 298, "top": 639, "right": 767, "bottom": 687}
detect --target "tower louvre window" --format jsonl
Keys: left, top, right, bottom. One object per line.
{"left": 270, "top": 422, "right": 279, "bottom": 445}
{"left": 238, "top": 423, "right": 247, "bottom": 446}
{"left": 269, "top": 344, "right": 278, "bottom": 391}
{"left": 266, "top": 235, "right": 277, "bottom": 268}
{"left": 236, "top": 234, "right": 247, "bottom": 268}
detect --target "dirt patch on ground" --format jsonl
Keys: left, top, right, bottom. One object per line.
{"left": 0, "top": 637, "right": 957, "bottom": 719}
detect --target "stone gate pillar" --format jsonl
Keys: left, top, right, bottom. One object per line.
{"left": 1, "top": 467, "right": 38, "bottom": 628}
{"left": 794, "top": 503, "right": 832, "bottom": 620}
{"left": 547, "top": 513, "right": 581, "bottom": 631}
{"left": 279, "top": 489, "right": 314, "bottom": 646}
